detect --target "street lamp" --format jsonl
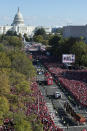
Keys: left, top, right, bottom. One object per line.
{"left": 38, "top": 92, "right": 39, "bottom": 114}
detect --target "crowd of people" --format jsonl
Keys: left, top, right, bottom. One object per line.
{"left": 26, "top": 81, "right": 63, "bottom": 131}
{"left": 43, "top": 61, "right": 87, "bottom": 107}
{"left": 0, "top": 79, "right": 63, "bottom": 131}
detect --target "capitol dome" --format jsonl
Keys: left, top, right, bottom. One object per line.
{"left": 12, "top": 8, "right": 24, "bottom": 26}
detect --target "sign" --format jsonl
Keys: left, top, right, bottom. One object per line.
{"left": 47, "top": 77, "right": 53, "bottom": 85}
{"left": 62, "top": 54, "right": 75, "bottom": 63}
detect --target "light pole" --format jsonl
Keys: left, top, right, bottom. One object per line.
{"left": 38, "top": 92, "right": 39, "bottom": 114}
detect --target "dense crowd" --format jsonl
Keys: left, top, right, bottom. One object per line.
{"left": 43, "top": 61, "right": 87, "bottom": 107}
{"left": 0, "top": 78, "right": 63, "bottom": 131}
{"left": 26, "top": 81, "right": 63, "bottom": 131}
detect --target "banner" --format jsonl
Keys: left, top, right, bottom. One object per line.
{"left": 62, "top": 54, "right": 75, "bottom": 63}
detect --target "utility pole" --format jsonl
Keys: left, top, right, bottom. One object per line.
{"left": 38, "top": 92, "right": 39, "bottom": 114}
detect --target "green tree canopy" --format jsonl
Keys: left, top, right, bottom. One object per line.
{"left": 0, "top": 96, "right": 9, "bottom": 125}
{"left": 48, "top": 35, "right": 63, "bottom": 57}
{"left": 15, "top": 80, "right": 31, "bottom": 95}
{"left": 6, "top": 30, "right": 17, "bottom": 36}
{"left": 14, "top": 112, "right": 33, "bottom": 131}
{"left": 24, "top": 33, "right": 30, "bottom": 42}
{"left": 49, "top": 35, "right": 61, "bottom": 46}
{"left": 0, "top": 71, "right": 10, "bottom": 95}
{"left": 5, "top": 36, "right": 23, "bottom": 48}
{"left": 0, "top": 52, "right": 11, "bottom": 68}
{"left": 0, "top": 44, "right": 5, "bottom": 52}
{"left": 33, "top": 35, "right": 43, "bottom": 43}
{"left": 71, "top": 41, "right": 87, "bottom": 65}
{"left": 0, "top": 96, "right": 9, "bottom": 114}
{"left": 81, "top": 54, "right": 87, "bottom": 66}
{"left": 11, "top": 51, "right": 36, "bottom": 78}
{"left": 9, "top": 71, "right": 26, "bottom": 86}
{"left": 34, "top": 28, "right": 46, "bottom": 36}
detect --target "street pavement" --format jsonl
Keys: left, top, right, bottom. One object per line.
{"left": 35, "top": 62, "right": 87, "bottom": 131}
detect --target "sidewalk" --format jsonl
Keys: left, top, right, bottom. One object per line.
{"left": 46, "top": 101, "right": 63, "bottom": 127}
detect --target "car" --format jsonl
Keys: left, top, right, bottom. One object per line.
{"left": 54, "top": 91, "right": 62, "bottom": 99}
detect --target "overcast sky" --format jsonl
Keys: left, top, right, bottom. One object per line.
{"left": 0, "top": 0, "right": 87, "bottom": 27}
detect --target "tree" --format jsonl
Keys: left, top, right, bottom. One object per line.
{"left": 71, "top": 41, "right": 87, "bottom": 66}
{"left": 24, "top": 33, "right": 30, "bottom": 42}
{"left": 0, "top": 96, "right": 9, "bottom": 114}
{"left": 0, "top": 71, "right": 10, "bottom": 95}
{"left": 9, "top": 71, "right": 26, "bottom": 86}
{"left": 33, "top": 35, "right": 43, "bottom": 43}
{"left": 14, "top": 112, "right": 33, "bottom": 131}
{"left": 15, "top": 80, "right": 31, "bottom": 95}
{"left": 81, "top": 54, "right": 87, "bottom": 66}
{"left": 53, "top": 27, "right": 63, "bottom": 36}
{"left": 6, "top": 30, "right": 17, "bottom": 36}
{"left": 0, "top": 96, "right": 9, "bottom": 125}
{"left": 42, "top": 39, "right": 48, "bottom": 45}
{"left": 0, "top": 52, "right": 11, "bottom": 68}
{"left": 32, "top": 121, "right": 43, "bottom": 131}
{"left": 11, "top": 52, "right": 36, "bottom": 78}
{"left": 63, "top": 37, "right": 81, "bottom": 53}
{"left": 0, "top": 44, "right": 5, "bottom": 52}
{"left": 18, "top": 33, "right": 22, "bottom": 40}
{"left": 0, "top": 34, "right": 5, "bottom": 42}
{"left": 48, "top": 35, "right": 62, "bottom": 57}
{"left": 5, "top": 36, "right": 23, "bottom": 48}
{"left": 0, "top": 111, "right": 4, "bottom": 125}
{"left": 34, "top": 28, "right": 46, "bottom": 36}
{"left": 49, "top": 35, "right": 61, "bottom": 46}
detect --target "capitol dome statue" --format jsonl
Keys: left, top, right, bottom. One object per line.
{"left": 12, "top": 8, "right": 24, "bottom": 26}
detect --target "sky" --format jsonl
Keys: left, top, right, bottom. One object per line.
{"left": 0, "top": 0, "right": 87, "bottom": 27}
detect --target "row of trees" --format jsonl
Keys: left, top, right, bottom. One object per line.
{"left": 48, "top": 35, "right": 87, "bottom": 66}
{"left": 32, "top": 27, "right": 87, "bottom": 66}
{"left": 0, "top": 34, "right": 43, "bottom": 131}
{"left": 33, "top": 28, "right": 50, "bottom": 45}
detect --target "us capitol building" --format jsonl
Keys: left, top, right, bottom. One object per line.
{"left": 0, "top": 8, "right": 34, "bottom": 36}
{"left": 0, "top": 8, "right": 52, "bottom": 37}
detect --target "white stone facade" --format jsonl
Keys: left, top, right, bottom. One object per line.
{"left": 11, "top": 25, "right": 35, "bottom": 36}
{"left": 0, "top": 26, "right": 12, "bottom": 34}
{"left": 0, "top": 8, "right": 52, "bottom": 37}
{"left": 0, "top": 8, "right": 35, "bottom": 37}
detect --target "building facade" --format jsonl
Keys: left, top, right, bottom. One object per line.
{"left": 63, "top": 25, "right": 87, "bottom": 40}
{"left": 0, "top": 8, "right": 35, "bottom": 36}
{"left": 0, "top": 8, "right": 52, "bottom": 37}
{"left": 35, "top": 26, "right": 52, "bottom": 34}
